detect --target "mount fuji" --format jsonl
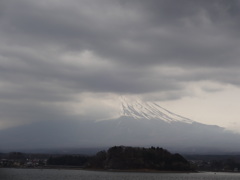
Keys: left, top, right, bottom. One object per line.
{"left": 1, "top": 98, "right": 240, "bottom": 154}
{"left": 91, "top": 98, "right": 240, "bottom": 153}
{"left": 120, "top": 97, "right": 194, "bottom": 123}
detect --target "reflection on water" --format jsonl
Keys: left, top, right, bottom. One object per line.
{"left": 1, "top": 168, "right": 240, "bottom": 180}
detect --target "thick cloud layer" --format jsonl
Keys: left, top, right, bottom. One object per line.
{"left": 0, "top": 0, "right": 240, "bottom": 134}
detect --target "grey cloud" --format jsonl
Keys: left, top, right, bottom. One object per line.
{"left": 0, "top": 0, "right": 240, "bottom": 133}
{"left": 127, "top": 0, "right": 240, "bottom": 25}
{"left": 1, "top": 0, "right": 240, "bottom": 152}
{"left": 1, "top": 0, "right": 240, "bottom": 68}
{"left": 0, "top": 50, "right": 182, "bottom": 96}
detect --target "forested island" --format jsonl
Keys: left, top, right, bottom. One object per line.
{"left": 48, "top": 146, "right": 192, "bottom": 171}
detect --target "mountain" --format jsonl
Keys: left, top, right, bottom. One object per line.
{"left": 1, "top": 98, "right": 240, "bottom": 154}
{"left": 120, "top": 97, "right": 193, "bottom": 123}
{"left": 93, "top": 98, "right": 240, "bottom": 153}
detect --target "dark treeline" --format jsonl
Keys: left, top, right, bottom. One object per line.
{"left": 0, "top": 152, "right": 51, "bottom": 167}
{"left": 185, "top": 155, "right": 240, "bottom": 171}
{"left": 47, "top": 146, "right": 192, "bottom": 171}
{"left": 47, "top": 155, "right": 90, "bottom": 166}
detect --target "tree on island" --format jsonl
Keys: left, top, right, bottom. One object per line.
{"left": 88, "top": 146, "right": 192, "bottom": 171}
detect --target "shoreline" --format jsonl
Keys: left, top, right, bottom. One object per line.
{"left": 2, "top": 166, "right": 240, "bottom": 174}
{"left": 85, "top": 168, "right": 197, "bottom": 173}
{"left": 1, "top": 166, "right": 197, "bottom": 173}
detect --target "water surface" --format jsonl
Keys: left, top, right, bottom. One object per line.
{"left": 1, "top": 168, "right": 240, "bottom": 180}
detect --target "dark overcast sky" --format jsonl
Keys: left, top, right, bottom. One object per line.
{"left": 1, "top": 0, "right": 240, "bottom": 132}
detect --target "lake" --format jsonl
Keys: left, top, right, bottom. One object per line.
{"left": 1, "top": 168, "right": 240, "bottom": 180}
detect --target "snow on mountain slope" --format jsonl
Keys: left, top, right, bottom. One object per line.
{"left": 120, "top": 97, "right": 194, "bottom": 124}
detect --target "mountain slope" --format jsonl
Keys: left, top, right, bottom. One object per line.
{"left": 1, "top": 98, "right": 240, "bottom": 154}
{"left": 121, "top": 97, "right": 193, "bottom": 123}
{"left": 95, "top": 98, "right": 240, "bottom": 153}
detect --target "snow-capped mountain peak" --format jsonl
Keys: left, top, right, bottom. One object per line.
{"left": 120, "top": 97, "right": 194, "bottom": 124}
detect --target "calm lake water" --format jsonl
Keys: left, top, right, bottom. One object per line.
{"left": 1, "top": 168, "right": 240, "bottom": 180}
